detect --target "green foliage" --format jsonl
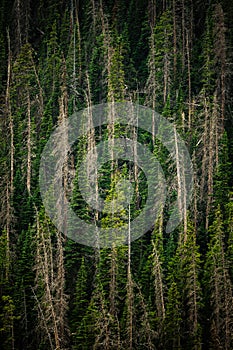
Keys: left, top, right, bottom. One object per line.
{"left": 146, "top": 9, "right": 173, "bottom": 112}
{"left": 163, "top": 281, "right": 182, "bottom": 349}
{"left": 0, "top": 1, "right": 233, "bottom": 349}
{"left": 0, "top": 295, "right": 19, "bottom": 350}
{"left": 201, "top": 10, "right": 216, "bottom": 95}
{"left": 213, "top": 132, "right": 231, "bottom": 208}
{"left": 204, "top": 207, "right": 233, "bottom": 349}
{"left": 166, "top": 219, "right": 202, "bottom": 349}
{"left": 0, "top": 230, "right": 10, "bottom": 289}
{"left": 70, "top": 257, "right": 90, "bottom": 347}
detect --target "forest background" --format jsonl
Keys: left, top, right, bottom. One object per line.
{"left": 0, "top": 0, "right": 233, "bottom": 349}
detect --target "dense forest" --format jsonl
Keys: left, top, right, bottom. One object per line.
{"left": 0, "top": 0, "right": 233, "bottom": 349}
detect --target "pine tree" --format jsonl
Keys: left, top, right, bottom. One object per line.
{"left": 145, "top": 8, "right": 173, "bottom": 114}
{"left": 204, "top": 207, "right": 233, "bottom": 350}
{"left": 14, "top": 226, "right": 37, "bottom": 349}
{"left": 163, "top": 281, "right": 182, "bottom": 349}
{"left": 0, "top": 295, "right": 18, "bottom": 350}
{"left": 165, "top": 218, "right": 202, "bottom": 349}
{"left": 70, "top": 256, "right": 89, "bottom": 346}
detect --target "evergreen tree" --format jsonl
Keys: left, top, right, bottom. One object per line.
{"left": 204, "top": 207, "right": 233, "bottom": 350}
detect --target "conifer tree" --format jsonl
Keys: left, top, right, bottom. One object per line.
{"left": 163, "top": 281, "right": 182, "bottom": 349}
{"left": 204, "top": 207, "right": 233, "bottom": 350}
{"left": 165, "top": 218, "right": 202, "bottom": 349}
{"left": 145, "top": 9, "right": 173, "bottom": 114}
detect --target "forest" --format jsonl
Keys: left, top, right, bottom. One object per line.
{"left": 0, "top": 0, "right": 233, "bottom": 349}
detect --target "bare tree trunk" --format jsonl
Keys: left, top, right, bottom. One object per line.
{"left": 71, "top": 0, "right": 82, "bottom": 110}
{"left": 5, "top": 182, "right": 11, "bottom": 280}
{"left": 148, "top": 0, "right": 156, "bottom": 29}
{"left": 200, "top": 96, "right": 209, "bottom": 203}
{"left": 85, "top": 71, "right": 100, "bottom": 245}
{"left": 16, "top": 0, "right": 22, "bottom": 48}
{"left": 152, "top": 214, "right": 165, "bottom": 322}
{"left": 54, "top": 230, "right": 68, "bottom": 345}
{"left": 91, "top": 0, "right": 97, "bottom": 33}
{"left": 192, "top": 152, "right": 199, "bottom": 233}
{"left": 163, "top": 27, "right": 170, "bottom": 104}
{"left": 174, "top": 125, "right": 187, "bottom": 240}
{"left": 5, "top": 29, "right": 14, "bottom": 280}
{"left": 126, "top": 209, "right": 133, "bottom": 350}
{"left": 172, "top": 0, "right": 177, "bottom": 77}
{"left": 31, "top": 57, "right": 44, "bottom": 121}
{"left": 186, "top": 30, "right": 192, "bottom": 130}
{"left": 6, "top": 30, "right": 14, "bottom": 196}
{"left": 145, "top": 32, "right": 156, "bottom": 145}
{"left": 57, "top": 57, "right": 70, "bottom": 238}
{"left": 181, "top": 0, "right": 185, "bottom": 72}
{"left": 205, "top": 96, "right": 216, "bottom": 231}
{"left": 213, "top": 3, "right": 226, "bottom": 131}
{"left": 26, "top": 90, "right": 31, "bottom": 194}
{"left": 35, "top": 209, "right": 61, "bottom": 350}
